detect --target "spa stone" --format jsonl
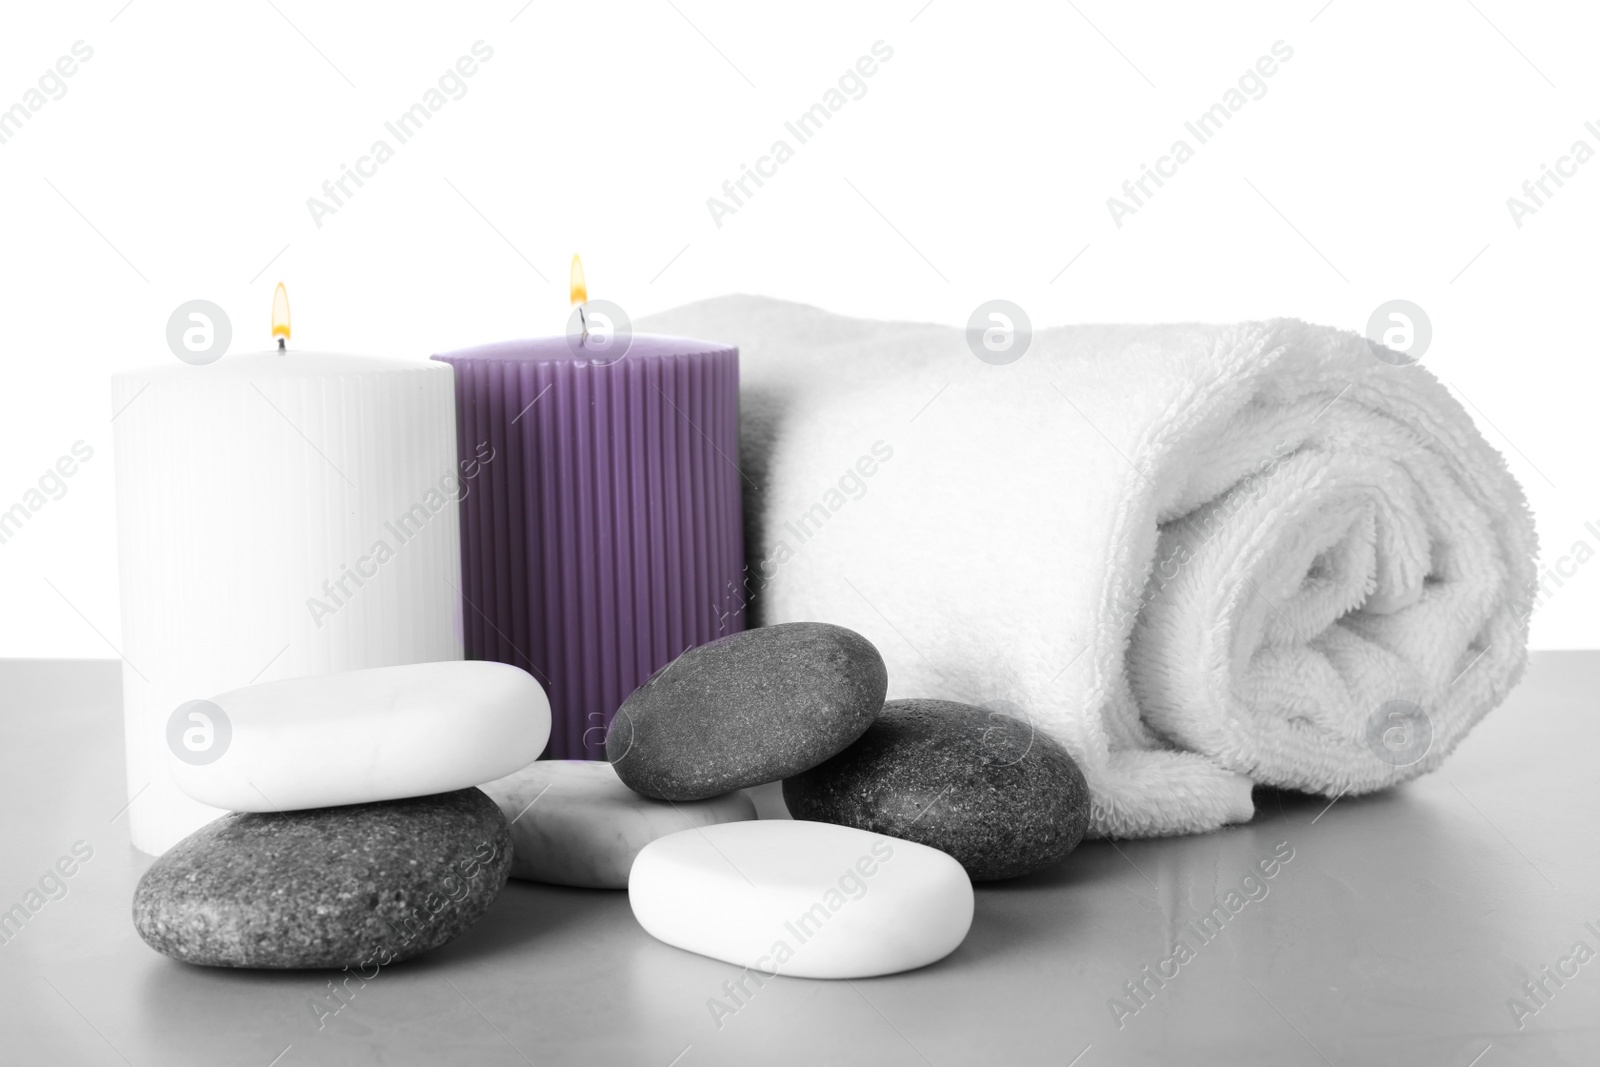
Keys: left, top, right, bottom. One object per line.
{"left": 132, "top": 788, "right": 511, "bottom": 969}
{"left": 629, "top": 820, "right": 973, "bottom": 978}
{"left": 164, "top": 662, "right": 547, "bottom": 812}
{"left": 169, "top": 661, "right": 550, "bottom": 813}
{"left": 607, "top": 622, "right": 887, "bottom": 801}
{"left": 783, "top": 699, "right": 1091, "bottom": 881}
{"left": 481, "top": 760, "right": 757, "bottom": 888}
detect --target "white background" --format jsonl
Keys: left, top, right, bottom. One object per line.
{"left": 1, "top": 0, "right": 1595, "bottom": 656}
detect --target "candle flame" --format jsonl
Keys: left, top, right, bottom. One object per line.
{"left": 569, "top": 255, "right": 587, "bottom": 306}
{"left": 271, "top": 283, "right": 291, "bottom": 344}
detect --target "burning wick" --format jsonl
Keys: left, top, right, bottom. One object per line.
{"left": 271, "top": 282, "right": 291, "bottom": 353}
{"left": 570, "top": 254, "right": 589, "bottom": 344}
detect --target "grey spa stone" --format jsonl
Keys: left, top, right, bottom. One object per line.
{"left": 132, "top": 788, "right": 511, "bottom": 969}
{"left": 783, "top": 699, "right": 1091, "bottom": 881}
{"left": 607, "top": 622, "right": 888, "bottom": 801}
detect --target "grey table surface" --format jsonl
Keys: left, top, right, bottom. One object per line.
{"left": 1, "top": 653, "right": 1595, "bottom": 1067}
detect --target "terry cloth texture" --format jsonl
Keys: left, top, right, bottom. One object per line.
{"left": 640, "top": 297, "right": 1536, "bottom": 838}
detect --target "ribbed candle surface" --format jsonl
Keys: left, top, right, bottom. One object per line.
{"left": 433, "top": 335, "right": 744, "bottom": 759}
{"left": 112, "top": 354, "right": 462, "bottom": 855}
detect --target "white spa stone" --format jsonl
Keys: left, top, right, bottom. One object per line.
{"left": 480, "top": 760, "right": 757, "bottom": 888}
{"left": 629, "top": 820, "right": 973, "bottom": 979}
{"left": 169, "top": 662, "right": 549, "bottom": 812}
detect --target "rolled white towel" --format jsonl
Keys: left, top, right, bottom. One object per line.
{"left": 640, "top": 297, "right": 1536, "bottom": 838}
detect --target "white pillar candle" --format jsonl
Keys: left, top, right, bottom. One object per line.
{"left": 112, "top": 348, "right": 463, "bottom": 855}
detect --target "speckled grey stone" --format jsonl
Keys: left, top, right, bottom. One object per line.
{"left": 133, "top": 788, "right": 511, "bottom": 969}
{"left": 783, "top": 699, "right": 1091, "bottom": 881}
{"left": 607, "top": 622, "right": 888, "bottom": 801}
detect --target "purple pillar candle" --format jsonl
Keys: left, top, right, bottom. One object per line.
{"left": 432, "top": 335, "right": 744, "bottom": 759}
